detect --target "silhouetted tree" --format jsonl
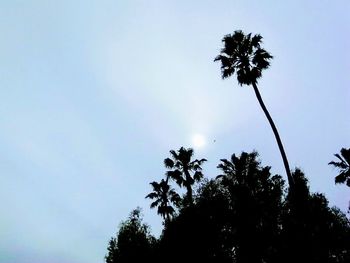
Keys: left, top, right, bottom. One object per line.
{"left": 105, "top": 208, "right": 155, "bottom": 263}
{"left": 159, "top": 179, "right": 232, "bottom": 263}
{"left": 106, "top": 149, "right": 350, "bottom": 263}
{"left": 215, "top": 30, "right": 294, "bottom": 188}
{"left": 280, "top": 169, "right": 350, "bottom": 263}
{"left": 217, "top": 151, "right": 284, "bottom": 263}
{"left": 164, "top": 147, "right": 207, "bottom": 205}
{"left": 327, "top": 207, "right": 350, "bottom": 262}
{"left": 280, "top": 169, "right": 312, "bottom": 263}
{"left": 329, "top": 148, "right": 350, "bottom": 186}
{"left": 146, "top": 178, "right": 181, "bottom": 224}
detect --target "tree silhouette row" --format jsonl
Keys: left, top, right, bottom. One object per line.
{"left": 105, "top": 30, "right": 349, "bottom": 262}
{"left": 106, "top": 148, "right": 350, "bottom": 263}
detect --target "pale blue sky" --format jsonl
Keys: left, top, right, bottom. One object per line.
{"left": 0, "top": 1, "right": 349, "bottom": 262}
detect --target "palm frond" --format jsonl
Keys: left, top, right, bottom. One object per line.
{"left": 169, "top": 150, "right": 178, "bottom": 160}
{"left": 149, "top": 181, "right": 160, "bottom": 190}
{"left": 251, "top": 34, "right": 263, "bottom": 48}
{"left": 340, "top": 148, "right": 350, "bottom": 164}
{"left": 150, "top": 200, "right": 160, "bottom": 209}
{"left": 167, "top": 170, "right": 183, "bottom": 185}
{"left": 335, "top": 173, "right": 347, "bottom": 184}
{"left": 329, "top": 160, "right": 347, "bottom": 169}
{"left": 164, "top": 158, "right": 174, "bottom": 168}
{"left": 193, "top": 171, "right": 204, "bottom": 181}
{"left": 145, "top": 192, "right": 158, "bottom": 199}
{"left": 329, "top": 148, "right": 350, "bottom": 186}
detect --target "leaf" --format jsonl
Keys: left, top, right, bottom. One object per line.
{"left": 145, "top": 192, "right": 158, "bottom": 199}
{"left": 164, "top": 158, "right": 174, "bottom": 168}
{"left": 194, "top": 171, "right": 204, "bottom": 181}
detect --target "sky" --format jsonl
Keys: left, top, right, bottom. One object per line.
{"left": 0, "top": 0, "right": 349, "bottom": 262}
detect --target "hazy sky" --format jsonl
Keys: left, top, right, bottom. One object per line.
{"left": 0, "top": 1, "right": 349, "bottom": 262}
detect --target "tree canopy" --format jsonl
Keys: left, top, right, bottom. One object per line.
{"left": 105, "top": 149, "right": 350, "bottom": 263}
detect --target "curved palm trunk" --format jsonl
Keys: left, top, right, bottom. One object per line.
{"left": 252, "top": 83, "right": 294, "bottom": 187}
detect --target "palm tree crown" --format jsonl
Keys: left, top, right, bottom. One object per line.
{"left": 164, "top": 147, "right": 207, "bottom": 205}
{"left": 214, "top": 30, "right": 273, "bottom": 85}
{"left": 146, "top": 179, "right": 180, "bottom": 223}
{"left": 329, "top": 148, "right": 350, "bottom": 186}
{"left": 217, "top": 151, "right": 260, "bottom": 185}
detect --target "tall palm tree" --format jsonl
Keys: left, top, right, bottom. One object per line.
{"left": 214, "top": 30, "right": 294, "bottom": 187}
{"left": 146, "top": 178, "right": 181, "bottom": 223}
{"left": 164, "top": 147, "right": 207, "bottom": 205}
{"left": 329, "top": 148, "right": 350, "bottom": 186}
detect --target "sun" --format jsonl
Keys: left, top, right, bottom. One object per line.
{"left": 192, "top": 134, "right": 206, "bottom": 148}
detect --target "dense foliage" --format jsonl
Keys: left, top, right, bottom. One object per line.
{"left": 105, "top": 150, "right": 350, "bottom": 263}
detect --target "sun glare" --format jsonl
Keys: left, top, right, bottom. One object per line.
{"left": 192, "top": 134, "right": 206, "bottom": 149}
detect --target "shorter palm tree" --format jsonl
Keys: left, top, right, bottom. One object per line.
{"left": 164, "top": 147, "right": 207, "bottom": 205}
{"left": 217, "top": 151, "right": 260, "bottom": 186}
{"left": 329, "top": 148, "right": 350, "bottom": 186}
{"left": 146, "top": 179, "right": 181, "bottom": 223}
